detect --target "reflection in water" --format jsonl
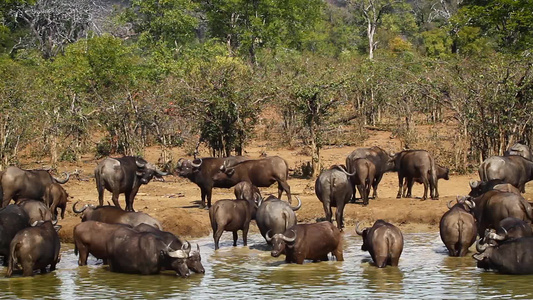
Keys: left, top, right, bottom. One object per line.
{"left": 1, "top": 232, "right": 533, "bottom": 298}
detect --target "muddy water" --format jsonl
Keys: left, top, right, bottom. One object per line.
{"left": 1, "top": 232, "right": 533, "bottom": 299}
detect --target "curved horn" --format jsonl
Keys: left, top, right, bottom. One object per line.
{"left": 52, "top": 219, "right": 58, "bottom": 225}
{"left": 196, "top": 244, "right": 200, "bottom": 252}
{"left": 191, "top": 158, "right": 203, "bottom": 168}
{"left": 265, "top": 230, "right": 273, "bottom": 242}
{"left": 177, "top": 158, "right": 184, "bottom": 168}
{"left": 447, "top": 200, "right": 454, "bottom": 209}
{"left": 487, "top": 230, "right": 507, "bottom": 241}
{"left": 136, "top": 159, "right": 146, "bottom": 168}
{"left": 465, "top": 199, "right": 476, "bottom": 209}
{"left": 355, "top": 222, "right": 365, "bottom": 235}
{"left": 281, "top": 230, "right": 296, "bottom": 243}
{"left": 182, "top": 241, "right": 191, "bottom": 251}
{"left": 469, "top": 179, "right": 479, "bottom": 189}
{"left": 72, "top": 201, "right": 88, "bottom": 214}
{"left": 156, "top": 169, "right": 168, "bottom": 176}
{"left": 289, "top": 196, "right": 302, "bottom": 211}
{"left": 333, "top": 165, "right": 356, "bottom": 177}
{"left": 53, "top": 172, "right": 70, "bottom": 184}
{"left": 31, "top": 221, "right": 39, "bottom": 227}
{"left": 476, "top": 238, "right": 489, "bottom": 252}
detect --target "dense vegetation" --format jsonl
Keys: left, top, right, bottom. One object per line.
{"left": 0, "top": 0, "right": 532, "bottom": 175}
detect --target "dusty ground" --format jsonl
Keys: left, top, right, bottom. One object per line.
{"left": 32, "top": 130, "right": 533, "bottom": 243}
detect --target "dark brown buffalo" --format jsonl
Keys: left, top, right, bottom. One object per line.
{"left": 209, "top": 199, "right": 255, "bottom": 250}
{"left": 315, "top": 165, "right": 354, "bottom": 229}
{"left": 133, "top": 223, "right": 204, "bottom": 274}
{"left": 6, "top": 220, "right": 61, "bottom": 277}
{"left": 95, "top": 156, "right": 167, "bottom": 211}
{"left": 106, "top": 226, "right": 190, "bottom": 276}
{"left": 1, "top": 166, "right": 69, "bottom": 207}
{"left": 214, "top": 156, "right": 292, "bottom": 203}
{"left": 356, "top": 220, "right": 404, "bottom": 268}
{"left": 402, "top": 164, "right": 449, "bottom": 198}
{"left": 345, "top": 146, "right": 395, "bottom": 199}
{"left": 479, "top": 155, "right": 533, "bottom": 193}
{"left": 73, "top": 221, "right": 128, "bottom": 266}
{"left": 467, "top": 190, "right": 533, "bottom": 239}
{"left": 267, "top": 221, "right": 343, "bottom": 264}
{"left": 482, "top": 217, "right": 533, "bottom": 245}
{"left": 234, "top": 181, "right": 261, "bottom": 215}
{"left": 504, "top": 142, "right": 532, "bottom": 160}
{"left": 474, "top": 237, "right": 533, "bottom": 274}
{"left": 392, "top": 150, "right": 438, "bottom": 200}
{"left": 439, "top": 197, "right": 477, "bottom": 256}
{"left": 0, "top": 205, "right": 30, "bottom": 266}
{"left": 16, "top": 199, "right": 53, "bottom": 224}
{"left": 348, "top": 159, "right": 376, "bottom": 205}
{"left": 72, "top": 201, "right": 162, "bottom": 230}
{"left": 44, "top": 183, "right": 68, "bottom": 219}
{"left": 175, "top": 156, "right": 248, "bottom": 208}
{"left": 468, "top": 179, "right": 507, "bottom": 197}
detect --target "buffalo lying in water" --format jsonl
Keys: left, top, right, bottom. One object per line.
{"left": 356, "top": 220, "right": 404, "bottom": 268}
{"left": 73, "top": 201, "right": 162, "bottom": 230}
{"left": 73, "top": 221, "right": 129, "bottom": 266}
{"left": 474, "top": 237, "right": 533, "bottom": 274}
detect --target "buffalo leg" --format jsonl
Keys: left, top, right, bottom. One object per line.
{"left": 2, "top": 190, "right": 15, "bottom": 207}
{"left": 421, "top": 177, "right": 429, "bottom": 200}
{"left": 213, "top": 227, "right": 224, "bottom": 250}
{"left": 323, "top": 202, "right": 332, "bottom": 223}
{"left": 431, "top": 177, "right": 439, "bottom": 200}
{"left": 205, "top": 188, "right": 214, "bottom": 209}
{"left": 396, "top": 175, "right": 404, "bottom": 198}
{"left": 405, "top": 178, "right": 414, "bottom": 198}
{"left": 22, "top": 262, "right": 34, "bottom": 276}
{"left": 243, "top": 225, "right": 249, "bottom": 247}
{"left": 111, "top": 190, "right": 122, "bottom": 209}
{"left": 77, "top": 243, "right": 89, "bottom": 266}
{"left": 372, "top": 173, "right": 383, "bottom": 199}
{"left": 40, "top": 267, "right": 47, "bottom": 274}
{"left": 278, "top": 181, "right": 292, "bottom": 204}
{"left": 200, "top": 189, "right": 207, "bottom": 209}
{"left": 390, "top": 256, "right": 400, "bottom": 267}
{"left": 333, "top": 246, "right": 344, "bottom": 261}
{"left": 232, "top": 231, "right": 238, "bottom": 247}
{"left": 335, "top": 205, "right": 346, "bottom": 230}
{"left": 358, "top": 184, "right": 368, "bottom": 206}
{"left": 96, "top": 178, "right": 105, "bottom": 207}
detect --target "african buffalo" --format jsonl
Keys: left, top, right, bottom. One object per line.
{"left": 175, "top": 156, "right": 247, "bottom": 208}
{"left": 73, "top": 221, "right": 129, "bottom": 266}
{"left": 16, "top": 199, "right": 53, "bottom": 224}
{"left": 505, "top": 142, "right": 532, "bottom": 160}
{"left": 402, "top": 164, "right": 449, "bottom": 198}
{"left": 356, "top": 220, "right": 404, "bottom": 268}
{"left": 348, "top": 159, "right": 376, "bottom": 205}
{"left": 478, "top": 155, "right": 533, "bottom": 193}
{"left": 255, "top": 195, "right": 301, "bottom": 243}
{"left": 315, "top": 165, "right": 354, "bottom": 229}
{"left": 482, "top": 217, "right": 533, "bottom": 245}
{"left": 134, "top": 223, "right": 205, "bottom": 274}
{"left": 345, "top": 146, "right": 395, "bottom": 199}
{"left": 392, "top": 150, "right": 439, "bottom": 200}
{"left": 73, "top": 201, "right": 162, "bottom": 230}
{"left": 267, "top": 221, "right": 343, "bottom": 264}
{"left": 209, "top": 199, "right": 255, "bottom": 250}
{"left": 95, "top": 156, "right": 167, "bottom": 211}
{"left": 44, "top": 183, "right": 68, "bottom": 219}
{"left": 466, "top": 190, "right": 533, "bottom": 239}
{"left": 106, "top": 226, "right": 190, "bottom": 276}
{"left": 474, "top": 237, "right": 533, "bottom": 274}
{"left": 0, "top": 166, "right": 69, "bottom": 207}
{"left": 0, "top": 205, "right": 30, "bottom": 266}
{"left": 6, "top": 220, "right": 61, "bottom": 277}
{"left": 468, "top": 179, "right": 507, "bottom": 197}
{"left": 234, "top": 181, "right": 261, "bottom": 216}
{"left": 214, "top": 156, "right": 292, "bottom": 203}
{"left": 439, "top": 197, "right": 477, "bottom": 256}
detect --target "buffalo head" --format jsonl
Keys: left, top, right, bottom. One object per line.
{"left": 72, "top": 201, "right": 97, "bottom": 221}
{"left": 355, "top": 223, "right": 370, "bottom": 251}
{"left": 175, "top": 158, "right": 203, "bottom": 177}
{"left": 187, "top": 244, "right": 205, "bottom": 274}
{"left": 135, "top": 158, "right": 168, "bottom": 184}
{"left": 266, "top": 229, "right": 296, "bottom": 257}
{"left": 166, "top": 241, "right": 192, "bottom": 278}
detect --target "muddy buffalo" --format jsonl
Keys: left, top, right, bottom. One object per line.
{"left": 474, "top": 237, "right": 533, "bottom": 274}
{"left": 1, "top": 166, "right": 69, "bottom": 207}
{"left": 345, "top": 146, "right": 394, "bottom": 199}
{"left": 73, "top": 221, "right": 129, "bottom": 265}
{"left": 439, "top": 197, "right": 477, "bottom": 256}
{"left": 0, "top": 205, "right": 30, "bottom": 266}
{"left": 44, "top": 183, "right": 68, "bottom": 219}
{"left": 209, "top": 199, "right": 255, "bottom": 250}
{"left": 267, "top": 221, "right": 343, "bottom": 264}
{"left": 478, "top": 155, "right": 533, "bottom": 193}
{"left": 95, "top": 156, "right": 167, "bottom": 211}
{"left": 175, "top": 156, "right": 247, "bottom": 208}
{"left": 73, "top": 201, "right": 162, "bottom": 230}
{"left": 315, "top": 165, "right": 354, "bottom": 229}
{"left": 214, "top": 156, "right": 292, "bottom": 203}
{"left": 106, "top": 226, "right": 190, "bottom": 276}
{"left": 392, "top": 150, "right": 439, "bottom": 200}
{"left": 356, "top": 220, "right": 404, "bottom": 268}
{"left": 255, "top": 195, "right": 301, "bottom": 243}
{"left": 6, "top": 220, "right": 61, "bottom": 277}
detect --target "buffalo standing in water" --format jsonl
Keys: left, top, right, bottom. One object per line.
{"left": 356, "top": 220, "right": 404, "bottom": 268}
{"left": 439, "top": 197, "right": 477, "bottom": 256}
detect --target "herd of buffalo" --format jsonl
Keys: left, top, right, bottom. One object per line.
{"left": 0, "top": 142, "right": 532, "bottom": 278}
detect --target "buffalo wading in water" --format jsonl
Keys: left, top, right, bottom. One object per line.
{"left": 213, "top": 156, "right": 292, "bottom": 203}
{"left": 439, "top": 197, "right": 477, "bottom": 256}
{"left": 175, "top": 156, "right": 248, "bottom": 208}
{"left": 0, "top": 205, "right": 30, "bottom": 266}
{"left": 72, "top": 201, "right": 162, "bottom": 230}
{"left": 356, "top": 220, "right": 404, "bottom": 268}
{"left": 255, "top": 195, "right": 301, "bottom": 244}
{"left": 209, "top": 198, "right": 256, "bottom": 250}
{"left": 73, "top": 221, "right": 130, "bottom": 266}
{"left": 478, "top": 155, "right": 533, "bottom": 193}
{"left": 267, "top": 221, "right": 344, "bottom": 264}
{"left": 392, "top": 150, "right": 439, "bottom": 200}
{"left": 0, "top": 166, "right": 69, "bottom": 207}
{"left": 95, "top": 156, "right": 168, "bottom": 211}
{"left": 315, "top": 165, "right": 354, "bottom": 230}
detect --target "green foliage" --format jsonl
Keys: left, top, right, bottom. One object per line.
{"left": 421, "top": 28, "right": 452, "bottom": 58}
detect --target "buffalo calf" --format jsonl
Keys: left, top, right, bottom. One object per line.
{"left": 44, "top": 183, "right": 68, "bottom": 219}
{"left": 356, "top": 220, "right": 403, "bottom": 268}
{"left": 209, "top": 199, "right": 254, "bottom": 250}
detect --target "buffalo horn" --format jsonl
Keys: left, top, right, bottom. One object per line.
{"left": 53, "top": 172, "right": 70, "bottom": 184}
{"left": 476, "top": 238, "right": 489, "bottom": 252}
{"left": 52, "top": 218, "right": 58, "bottom": 225}
{"left": 265, "top": 230, "right": 273, "bottom": 242}
{"left": 487, "top": 230, "right": 506, "bottom": 241}
{"left": 168, "top": 249, "right": 189, "bottom": 259}
{"left": 196, "top": 244, "right": 200, "bottom": 252}
{"left": 136, "top": 159, "right": 146, "bottom": 168}
{"left": 177, "top": 158, "right": 184, "bottom": 168}
{"left": 333, "top": 165, "right": 356, "bottom": 177}
{"left": 191, "top": 158, "right": 203, "bottom": 168}
{"left": 72, "top": 201, "right": 88, "bottom": 214}
{"left": 447, "top": 200, "right": 454, "bottom": 209}
{"left": 469, "top": 179, "right": 479, "bottom": 189}
{"left": 289, "top": 196, "right": 302, "bottom": 211}
{"left": 31, "top": 221, "right": 39, "bottom": 227}
{"left": 155, "top": 169, "right": 168, "bottom": 176}
{"left": 355, "top": 222, "right": 366, "bottom": 235}
{"left": 465, "top": 198, "right": 476, "bottom": 209}
{"left": 282, "top": 230, "right": 296, "bottom": 243}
